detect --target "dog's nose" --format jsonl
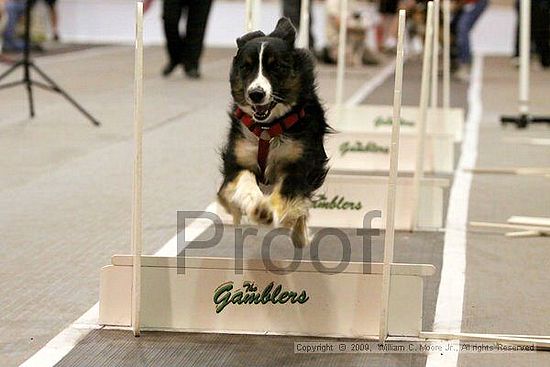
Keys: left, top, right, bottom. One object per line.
{"left": 248, "top": 88, "right": 266, "bottom": 104}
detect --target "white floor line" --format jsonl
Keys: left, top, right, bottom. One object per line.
{"left": 425, "top": 55, "right": 484, "bottom": 367}
{"left": 345, "top": 60, "right": 397, "bottom": 107}
{"left": 18, "top": 202, "right": 217, "bottom": 367}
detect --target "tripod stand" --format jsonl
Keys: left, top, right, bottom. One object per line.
{"left": 0, "top": 0, "right": 100, "bottom": 126}
{"left": 500, "top": 0, "right": 550, "bottom": 128}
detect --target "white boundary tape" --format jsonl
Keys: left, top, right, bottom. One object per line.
{"left": 344, "top": 61, "right": 397, "bottom": 107}
{"left": 18, "top": 203, "right": 216, "bottom": 367}
{"left": 425, "top": 54, "right": 484, "bottom": 367}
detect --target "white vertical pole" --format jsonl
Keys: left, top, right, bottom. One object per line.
{"left": 245, "top": 0, "right": 254, "bottom": 32}
{"left": 296, "top": 0, "right": 310, "bottom": 48}
{"left": 431, "top": 0, "right": 440, "bottom": 108}
{"left": 335, "top": 0, "right": 348, "bottom": 107}
{"left": 379, "top": 10, "right": 406, "bottom": 342}
{"left": 519, "top": 0, "right": 530, "bottom": 115}
{"left": 131, "top": 0, "right": 144, "bottom": 338}
{"left": 443, "top": 0, "right": 451, "bottom": 109}
{"left": 410, "top": 2, "right": 434, "bottom": 231}
{"left": 253, "top": 0, "right": 262, "bottom": 30}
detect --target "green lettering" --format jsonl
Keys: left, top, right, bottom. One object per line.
{"left": 213, "top": 282, "right": 233, "bottom": 313}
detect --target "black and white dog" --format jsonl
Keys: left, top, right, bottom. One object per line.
{"left": 218, "top": 18, "right": 330, "bottom": 247}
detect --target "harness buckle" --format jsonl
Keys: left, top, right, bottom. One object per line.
{"left": 259, "top": 130, "right": 271, "bottom": 141}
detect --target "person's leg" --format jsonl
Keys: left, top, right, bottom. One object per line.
{"left": 162, "top": 0, "right": 184, "bottom": 75}
{"left": 380, "top": 0, "right": 399, "bottom": 51}
{"left": 531, "top": 0, "right": 550, "bottom": 67}
{"left": 282, "top": 0, "right": 301, "bottom": 29}
{"left": 282, "top": 0, "right": 315, "bottom": 49}
{"left": 3, "top": 0, "right": 26, "bottom": 51}
{"left": 181, "top": 0, "right": 213, "bottom": 77}
{"left": 457, "top": 0, "right": 488, "bottom": 65}
{"left": 45, "top": 0, "right": 59, "bottom": 41}
{"left": 514, "top": 0, "right": 519, "bottom": 57}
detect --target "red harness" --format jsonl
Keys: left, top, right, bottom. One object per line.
{"left": 234, "top": 107, "right": 305, "bottom": 183}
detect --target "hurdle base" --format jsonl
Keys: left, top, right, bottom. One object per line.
{"left": 99, "top": 255, "right": 435, "bottom": 338}
{"left": 501, "top": 114, "right": 550, "bottom": 129}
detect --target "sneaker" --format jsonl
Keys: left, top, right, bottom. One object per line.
{"left": 362, "top": 49, "right": 380, "bottom": 66}
{"left": 453, "top": 65, "right": 470, "bottom": 82}
{"left": 162, "top": 61, "right": 179, "bottom": 77}
{"left": 185, "top": 68, "right": 201, "bottom": 79}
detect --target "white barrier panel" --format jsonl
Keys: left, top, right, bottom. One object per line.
{"left": 214, "top": 174, "right": 449, "bottom": 230}
{"left": 326, "top": 106, "right": 461, "bottom": 175}
{"left": 99, "top": 255, "right": 435, "bottom": 338}
{"left": 330, "top": 105, "right": 464, "bottom": 143}
{"left": 311, "top": 175, "right": 448, "bottom": 230}
{"left": 326, "top": 131, "right": 454, "bottom": 175}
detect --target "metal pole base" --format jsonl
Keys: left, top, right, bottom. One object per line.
{"left": 501, "top": 114, "right": 550, "bottom": 129}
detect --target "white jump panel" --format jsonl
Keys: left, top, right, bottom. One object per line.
{"left": 215, "top": 174, "right": 449, "bottom": 230}
{"left": 326, "top": 105, "right": 461, "bottom": 174}
{"left": 311, "top": 175, "right": 448, "bottom": 230}
{"left": 99, "top": 256, "right": 435, "bottom": 338}
{"left": 330, "top": 104, "right": 464, "bottom": 142}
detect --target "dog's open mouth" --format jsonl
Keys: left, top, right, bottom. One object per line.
{"left": 252, "top": 101, "right": 277, "bottom": 121}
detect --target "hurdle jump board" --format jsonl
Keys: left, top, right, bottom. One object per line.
{"left": 330, "top": 104, "right": 464, "bottom": 142}
{"left": 326, "top": 106, "right": 458, "bottom": 174}
{"left": 99, "top": 255, "right": 435, "bottom": 338}
{"left": 214, "top": 174, "right": 449, "bottom": 230}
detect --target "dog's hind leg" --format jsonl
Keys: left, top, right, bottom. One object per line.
{"left": 291, "top": 215, "right": 309, "bottom": 248}
{"left": 269, "top": 188, "right": 310, "bottom": 247}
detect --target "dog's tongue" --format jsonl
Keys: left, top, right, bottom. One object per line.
{"left": 255, "top": 104, "right": 270, "bottom": 114}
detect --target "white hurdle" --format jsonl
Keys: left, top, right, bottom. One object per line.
{"left": 296, "top": 0, "right": 310, "bottom": 49}
{"left": 442, "top": 0, "right": 451, "bottom": 109}
{"left": 430, "top": 0, "right": 440, "bottom": 108}
{"left": 245, "top": 0, "right": 261, "bottom": 32}
{"left": 335, "top": 0, "right": 348, "bottom": 108}
{"left": 379, "top": 10, "right": 406, "bottom": 341}
{"left": 410, "top": 2, "right": 434, "bottom": 231}
{"left": 518, "top": 0, "right": 530, "bottom": 116}
{"left": 131, "top": 0, "right": 144, "bottom": 338}
{"left": 102, "top": 1, "right": 550, "bottom": 349}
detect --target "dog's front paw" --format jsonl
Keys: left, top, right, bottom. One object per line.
{"left": 249, "top": 199, "right": 274, "bottom": 226}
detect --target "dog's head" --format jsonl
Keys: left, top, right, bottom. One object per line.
{"left": 230, "top": 18, "right": 309, "bottom": 123}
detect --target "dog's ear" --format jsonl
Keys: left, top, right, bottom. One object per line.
{"left": 236, "top": 30, "right": 266, "bottom": 48}
{"left": 269, "top": 18, "right": 296, "bottom": 47}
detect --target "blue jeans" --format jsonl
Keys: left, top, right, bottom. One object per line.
{"left": 2, "top": 0, "right": 26, "bottom": 51}
{"left": 457, "top": 0, "right": 489, "bottom": 64}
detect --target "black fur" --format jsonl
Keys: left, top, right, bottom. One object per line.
{"left": 219, "top": 18, "right": 330, "bottom": 201}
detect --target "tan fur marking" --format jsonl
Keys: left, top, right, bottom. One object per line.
{"left": 269, "top": 187, "right": 310, "bottom": 247}
{"left": 234, "top": 137, "right": 258, "bottom": 170}
{"left": 269, "top": 185, "right": 310, "bottom": 228}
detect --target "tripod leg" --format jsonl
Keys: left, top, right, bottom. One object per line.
{"left": 26, "top": 78, "right": 35, "bottom": 118}
{"left": 30, "top": 64, "right": 101, "bottom": 126}
{"left": 0, "top": 61, "right": 24, "bottom": 83}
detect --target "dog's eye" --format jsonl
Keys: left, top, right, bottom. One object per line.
{"left": 266, "top": 56, "right": 276, "bottom": 68}
{"left": 265, "top": 58, "right": 289, "bottom": 74}
{"left": 241, "top": 58, "right": 254, "bottom": 71}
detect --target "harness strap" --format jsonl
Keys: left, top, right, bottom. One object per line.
{"left": 234, "top": 107, "right": 305, "bottom": 183}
